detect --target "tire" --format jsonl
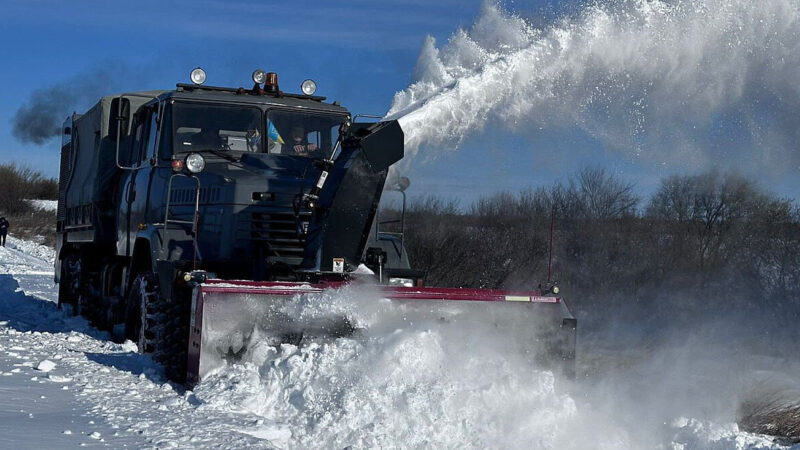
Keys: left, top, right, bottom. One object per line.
{"left": 58, "top": 255, "right": 81, "bottom": 316}
{"left": 127, "top": 271, "right": 189, "bottom": 382}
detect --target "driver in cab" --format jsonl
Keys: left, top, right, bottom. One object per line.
{"left": 291, "top": 126, "right": 318, "bottom": 156}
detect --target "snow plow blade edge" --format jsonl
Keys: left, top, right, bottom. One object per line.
{"left": 186, "top": 280, "right": 577, "bottom": 386}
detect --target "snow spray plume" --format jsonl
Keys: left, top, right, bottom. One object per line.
{"left": 193, "top": 286, "right": 581, "bottom": 449}
{"left": 387, "top": 0, "right": 800, "bottom": 175}
{"left": 190, "top": 283, "right": 800, "bottom": 448}
{"left": 12, "top": 68, "right": 117, "bottom": 145}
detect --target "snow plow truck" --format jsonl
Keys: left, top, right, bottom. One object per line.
{"left": 54, "top": 68, "right": 576, "bottom": 385}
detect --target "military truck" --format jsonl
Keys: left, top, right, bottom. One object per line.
{"left": 55, "top": 68, "right": 576, "bottom": 384}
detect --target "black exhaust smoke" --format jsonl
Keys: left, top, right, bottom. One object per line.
{"left": 12, "top": 67, "right": 118, "bottom": 145}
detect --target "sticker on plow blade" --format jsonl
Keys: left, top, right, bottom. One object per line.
{"left": 332, "top": 258, "right": 344, "bottom": 273}
{"left": 505, "top": 295, "right": 559, "bottom": 303}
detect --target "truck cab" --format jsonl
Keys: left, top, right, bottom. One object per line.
{"left": 116, "top": 87, "right": 358, "bottom": 278}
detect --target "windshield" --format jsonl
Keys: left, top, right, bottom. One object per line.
{"left": 173, "top": 103, "right": 263, "bottom": 154}
{"left": 265, "top": 110, "right": 346, "bottom": 159}
{"left": 171, "top": 103, "right": 347, "bottom": 160}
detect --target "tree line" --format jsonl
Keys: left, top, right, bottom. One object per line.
{"left": 0, "top": 163, "right": 58, "bottom": 214}
{"left": 387, "top": 168, "right": 800, "bottom": 328}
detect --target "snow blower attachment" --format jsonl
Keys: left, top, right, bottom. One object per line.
{"left": 188, "top": 280, "right": 576, "bottom": 385}
{"left": 54, "top": 68, "right": 577, "bottom": 387}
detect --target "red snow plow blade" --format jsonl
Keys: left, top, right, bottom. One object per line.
{"left": 186, "top": 280, "right": 577, "bottom": 386}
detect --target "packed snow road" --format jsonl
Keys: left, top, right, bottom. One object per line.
{"left": 0, "top": 237, "right": 279, "bottom": 448}
{"left": 0, "top": 236, "right": 796, "bottom": 449}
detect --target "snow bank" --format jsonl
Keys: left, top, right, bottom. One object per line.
{"left": 3, "top": 236, "right": 55, "bottom": 265}
{"left": 670, "top": 417, "right": 790, "bottom": 450}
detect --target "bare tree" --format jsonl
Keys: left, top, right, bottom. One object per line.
{"left": 646, "top": 174, "right": 696, "bottom": 221}
{"left": 398, "top": 167, "right": 800, "bottom": 330}
{"left": 569, "top": 168, "right": 639, "bottom": 220}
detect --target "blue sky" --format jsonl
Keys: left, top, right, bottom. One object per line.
{"left": 2, "top": 0, "right": 798, "bottom": 205}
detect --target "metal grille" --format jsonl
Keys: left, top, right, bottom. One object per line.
{"left": 169, "top": 187, "right": 221, "bottom": 204}
{"left": 239, "top": 209, "right": 310, "bottom": 265}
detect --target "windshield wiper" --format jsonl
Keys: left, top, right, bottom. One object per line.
{"left": 197, "top": 148, "right": 241, "bottom": 163}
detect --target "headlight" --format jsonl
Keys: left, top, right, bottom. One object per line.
{"left": 252, "top": 69, "right": 267, "bottom": 84}
{"left": 301, "top": 79, "right": 317, "bottom": 95}
{"left": 190, "top": 67, "right": 206, "bottom": 85}
{"left": 185, "top": 153, "right": 206, "bottom": 173}
{"left": 388, "top": 277, "right": 414, "bottom": 287}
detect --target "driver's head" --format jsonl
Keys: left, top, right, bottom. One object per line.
{"left": 291, "top": 126, "right": 305, "bottom": 142}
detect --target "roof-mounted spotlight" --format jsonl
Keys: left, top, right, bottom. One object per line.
{"left": 301, "top": 79, "right": 317, "bottom": 96}
{"left": 190, "top": 67, "right": 207, "bottom": 85}
{"left": 252, "top": 69, "right": 267, "bottom": 85}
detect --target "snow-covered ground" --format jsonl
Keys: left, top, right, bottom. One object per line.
{"left": 0, "top": 236, "right": 797, "bottom": 449}
{"left": 26, "top": 199, "right": 58, "bottom": 212}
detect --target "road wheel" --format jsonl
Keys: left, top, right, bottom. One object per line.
{"left": 58, "top": 255, "right": 81, "bottom": 316}
{"left": 127, "top": 271, "right": 188, "bottom": 382}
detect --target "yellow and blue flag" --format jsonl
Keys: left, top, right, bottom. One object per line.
{"left": 267, "top": 120, "right": 284, "bottom": 144}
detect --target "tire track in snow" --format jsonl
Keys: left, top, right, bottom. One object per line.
{"left": 0, "top": 238, "right": 280, "bottom": 449}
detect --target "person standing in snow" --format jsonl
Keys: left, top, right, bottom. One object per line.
{"left": 0, "top": 217, "right": 8, "bottom": 247}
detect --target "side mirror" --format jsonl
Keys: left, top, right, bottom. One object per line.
{"left": 111, "top": 96, "right": 134, "bottom": 170}
{"left": 109, "top": 97, "right": 130, "bottom": 141}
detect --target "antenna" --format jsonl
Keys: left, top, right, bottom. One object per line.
{"left": 547, "top": 204, "right": 556, "bottom": 286}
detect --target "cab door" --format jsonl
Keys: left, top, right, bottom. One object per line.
{"left": 117, "top": 114, "right": 147, "bottom": 257}
{"left": 128, "top": 106, "right": 161, "bottom": 245}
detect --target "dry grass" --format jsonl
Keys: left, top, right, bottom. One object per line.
{"left": 6, "top": 208, "right": 57, "bottom": 247}
{"left": 738, "top": 388, "right": 800, "bottom": 444}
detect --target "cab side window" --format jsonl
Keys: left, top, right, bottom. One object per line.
{"left": 144, "top": 109, "right": 159, "bottom": 163}
{"left": 127, "top": 108, "right": 159, "bottom": 167}
{"left": 127, "top": 119, "right": 145, "bottom": 167}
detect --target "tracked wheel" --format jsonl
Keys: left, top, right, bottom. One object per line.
{"left": 129, "top": 271, "right": 189, "bottom": 382}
